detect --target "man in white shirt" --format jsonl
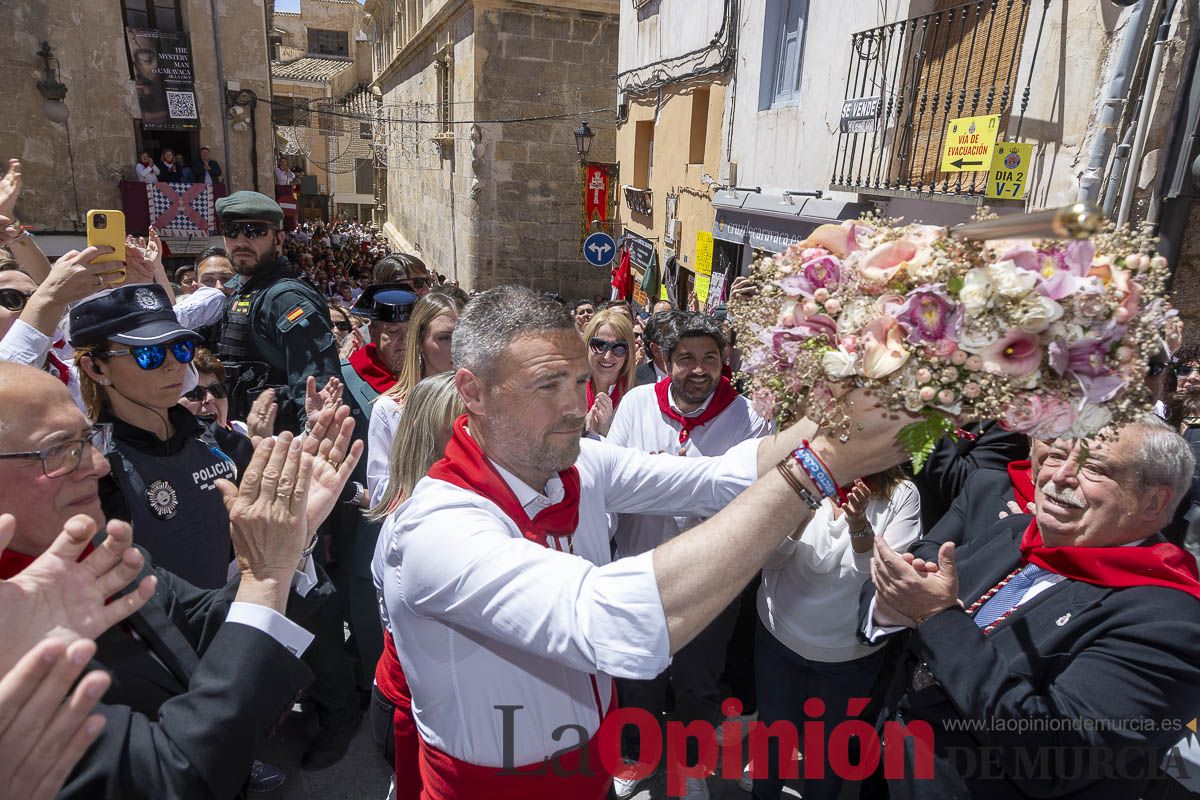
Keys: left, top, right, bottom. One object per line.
{"left": 606, "top": 312, "right": 772, "bottom": 797}
{"left": 376, "top": 286, "right": 910, "bottom": 800}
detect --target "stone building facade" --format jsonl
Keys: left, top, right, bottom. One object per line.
{"left": 3, "top": 0, "right": 275, "bottom": 253}
{"left": 364, "top": 0, "right": 617, "bottom": 295}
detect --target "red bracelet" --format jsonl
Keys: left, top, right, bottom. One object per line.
{"left": 801, "top": 440, "right": 849, "bottom": 505}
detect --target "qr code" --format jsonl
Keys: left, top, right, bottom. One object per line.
{"left": 166, "top": 91, "right": 197, "bottom": 120}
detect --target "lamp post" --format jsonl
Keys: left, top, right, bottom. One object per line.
{"left": 574, "top": 120, "right": 594, "bottom": 164}
{"left": 36, "top": 42, "right": 69, "bottom": 124}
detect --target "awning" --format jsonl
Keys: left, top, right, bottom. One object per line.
{"left": 712, "top": 191, "right": 873, "bottom": 253}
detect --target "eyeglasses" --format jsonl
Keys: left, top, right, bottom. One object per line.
{"left": 589, "top": 338, "right": 629, "bottom": 358}
{"left": 1176, "top": 364, "right": 1200, "bottom": 378}
{"left": 183, "top": 382, "right": 228, "bottom": 402}
{"left": 0, "top": 424, "right": 112, "bottom": 479}
{"left": 333, "top": 320, "right": 353, "bottom": 333}
{"left": 221, "top": 222, "right": 276, "bottom": 240}
{"left": 0, "top": 288, "right": 33, "bottom": 312}
{"left": 95, "top": 339, "right": 196, "bottom": 370}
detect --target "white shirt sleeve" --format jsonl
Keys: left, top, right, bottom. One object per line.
{"left": 605, "top": 392, "right": 635, "bottom": 448}
{"left": 367, "top": 396, "right": 401, "bottom": 507}
{"left": 225, "top": 603, "right": 315, "bottom": 657}
{"left": 0, "top": 319, "right": 53, "bottom": 366}
{"left": 173, "top": 286, "right": 227, "bottom": 330}
{"left": 590, "top": 436, "right": 760, "bottom": 517}
{"left": 397, "top": 505, "right": 671, "bottom": 679}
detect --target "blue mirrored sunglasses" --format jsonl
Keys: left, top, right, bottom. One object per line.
{"left": 96, "top": 339, "right": 196, "bottom": 370}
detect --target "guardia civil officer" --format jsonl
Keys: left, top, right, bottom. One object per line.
{"left": 214, "top": 191, "right": 341, "bottom": 433}
{"left": 328, "top": 284, "right": 417, "bottom": 695}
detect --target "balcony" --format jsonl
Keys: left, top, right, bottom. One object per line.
{"left": 830, "top": 0, "right": 1052, "bottom": 200}
{"left": 624, "top": 185, "right": 653, "bottom": 217}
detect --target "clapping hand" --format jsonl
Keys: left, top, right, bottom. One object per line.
{"left": 998, "top": 499, "right": 1035, "bottom": 519}
{"left": 301, "top": 404, "right": 363, "bottom": 532}
{"left": 870, "top": 538, "right": 960, "bottom": 628}
{"left": 0, "top": 514, "right": 158, "bottom": 675}
{"left": 305, "top": 376, "right": 344, "bottom": 422}
{"left": 842, "top": 479, "right": 870, "bottom": 527}
{"left": 585, "top": 392, "right": 614, "bottom": 436}
{"left": 245, "top": 389, "right": 278, "bottom": 440}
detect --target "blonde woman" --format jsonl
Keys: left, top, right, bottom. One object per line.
{"left": 366, "top": 373, "right": 464, "bottom": 800}
{"left": 366, "top": 292, "right": 464, "bottom": 505}
{"left": 583, "top": 307, "right": 636, "bottom": 436}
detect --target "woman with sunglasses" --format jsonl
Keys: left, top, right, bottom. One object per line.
{"left": 582, "top": 307, "right": 637, "bottom": 437}
{"left": 367, "top": 291, "right": 465, "bottom": 505}
{"left": 69, "top": 284, "right": 253, "bottom": 590}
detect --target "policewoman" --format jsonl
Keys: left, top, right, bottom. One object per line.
{"left": 214, "top": 191, "right": 341, "bottom": 433}
{"left": 328, "top": 284, "right": 417, "bottom": 693}
{"left": 71, "top": 283, "right": 253, "bottom": 589}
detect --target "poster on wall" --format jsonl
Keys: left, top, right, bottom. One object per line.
{"left": 126, "top": 27, "right": 200, "bottom": 130}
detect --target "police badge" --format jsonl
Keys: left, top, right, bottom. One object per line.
{"left": 146, "top": 479, "right": 179, "bottom": 520}
{"left": 134, "top": 287, "right": 163, "bottom": 311}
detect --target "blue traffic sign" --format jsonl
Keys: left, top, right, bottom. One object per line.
{"left": 582, "top": 232, "right": 617, "bottom": 267}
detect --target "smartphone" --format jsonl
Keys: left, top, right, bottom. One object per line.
{"left": 86, "top": 210, "right": 127, "bottom": 276}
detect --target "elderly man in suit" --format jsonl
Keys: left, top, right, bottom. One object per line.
{"left": 0, "top": 362, "right": 361, "bottom": 798}
{"left": 862, "top": 416, "right": 1200, "bottom": 799}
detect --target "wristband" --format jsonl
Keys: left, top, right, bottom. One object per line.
{"left": 775, "top": 462, "right": 821, "bottom": 511}
{"left": 300, "top": 533, "right": 320, "bottom": 559}
{"left": 789, "top": 443, "right": 844, "bottom": 504}
{"left": 848, "top": 523, "right": 873, "bottom": 540}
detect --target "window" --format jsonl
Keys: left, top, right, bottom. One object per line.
{"left": 688, "top": 88, "right": 710, "bottom": 164}
{"left": 633, "top": 120, "right": 654, "bottom": 188}
{"left": 436, "top": 58, "right": 453, "bottom": 135}
{"left": 360, "top": 122, "right": 372, "bottom": 140}
{"left": 122, "top": 0, "right": 183, "bottom": 31}
{"left": 761, "top": 0, "right": 808, "bottom": 108}
{"left": 308, "top": 28, "right": 349, "bottom": 57}
{"left": 272, "top": 97, "right": 310, "bottom": 128}
{"left": 355, "top": 159, "right": 374, "bottom": 195}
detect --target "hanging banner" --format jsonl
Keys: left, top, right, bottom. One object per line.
{"left": 585, "top": 165, "right": 609, "bottom": 223}
{"left": 126, "top": 27, "right": 200, "bottom": 131}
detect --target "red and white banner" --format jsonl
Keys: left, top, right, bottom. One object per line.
{"left": 146, "top": 181, "right": 213, "bottom": 235}
{"left": 585, "top": 165, "right": 609, "bottom": 224}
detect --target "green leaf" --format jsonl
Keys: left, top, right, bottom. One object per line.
{"left": 898, "top": 411, "right": 957, "bottom": 473}
{"left": 947, "top": 274, "right": 965, "bottom": 294}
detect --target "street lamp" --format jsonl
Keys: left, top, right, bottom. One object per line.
{"left": 36, "top": 42, "right": 69, "bottom": 124}
{"left": 574, "top": 120, "right": 594, "bottom": 164}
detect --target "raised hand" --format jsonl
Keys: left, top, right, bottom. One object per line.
{"left": 304, "top": 376, "right": 344, "bottom": 423}
{"left": 0, "top": 159, "right": 22, "bottom": 221}
{"left": 843, "top": 479, "right": 871, "bottom": 527}
{"left": 0, "top": 514, "right": 158, "bottom": 675}
{"left": 32, "top": 247, "right": 118, "bottom": 306}
{"left": 245, "top": 389, "right": 278, "bottom": 441}
{"left": 586, "top": 392, "right": 614, "bottom": 436}
{"left": 302, "top": 405, "right": 364, "bottom": 531}
{"left": 812, "top": 388, "right": 915, "bottom": 485}
{"left": 0, "top": 637, "right": 111, "bottom": 800}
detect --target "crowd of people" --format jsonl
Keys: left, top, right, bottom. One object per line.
{"left": 0, "top": 153, "right": 1199, "bottom": 800}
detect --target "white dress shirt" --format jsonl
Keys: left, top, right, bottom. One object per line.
{"left": 136, "top": 162, "right": 159, "bottom": 183}
{"left": 224, "top": 556, "right": 320, "bottom": 657}
{"left": 374, "top": 434, "right": 760, "bottom": 767}
{"left": 606, "top": 381, "right": 772, "bottom": 556}
{"left": 172, "top": 286, "right": 227, "bottom": 330}
{"left": 367, "top": 394, "right": 403, "bottom": 506}
{"left": 0, "top": 320, "right": 84, "bottom": 411}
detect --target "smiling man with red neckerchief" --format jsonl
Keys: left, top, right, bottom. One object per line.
{"left": 862, "top": 416, "right": 1200, "bottom": 800}
{"left": 374, "top": 286, "right": 914, "bottom": 800}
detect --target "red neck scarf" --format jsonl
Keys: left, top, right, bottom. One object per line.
{"left": 349, "top": 343, "right": 398, "bottom": 394}
{"left": 0, "top": 543, "right": 95, "bottom": 580}
{"left": 586, "top": 378, "right": 624, "bottom": 411}
{"left": 1007, "top": 459, "right": 1034, "bottom": 509}
{"left": 1020, "top": 519, "right": 1200, "bottom": 599}
{"left": 654, "top": 376, "right": 740, "bottom": 445}
{"left": 427, "top": 415, "right": 581, "bottom": 548}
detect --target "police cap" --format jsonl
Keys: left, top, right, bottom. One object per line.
{"left": 68, "top": 284, "right": 197, "bottom": 348}
{"left": 215, "top": 191, "right": 284, "bottom": 226}
{"left": 355, "top": 283, "right": 418, "bottom": 323}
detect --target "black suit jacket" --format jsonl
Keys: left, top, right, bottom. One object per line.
{"left": 861, "top": 517, "right": 1200, "bottom": 799}
{"left": 635, "top": 361, "right": 659, "bottom": 387}
{"left": 909, "top": 467, "right": 1016, "bottom": 562}
{"left": 911, "top": 421, "right": 1029, "bottom": 534}
{"left": 60, "top": 550, "right": 333, "bottom": 799}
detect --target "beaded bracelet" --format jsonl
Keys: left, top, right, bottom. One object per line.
{"left": 775, "top": 461, "right": 821, "bottom": 511}
{"left": 789, "top": 442, "right": 847, "bottom": 505}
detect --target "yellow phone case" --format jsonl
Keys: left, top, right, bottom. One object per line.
{"left": 86, "top": 210, "right": 127, "bottom": 268}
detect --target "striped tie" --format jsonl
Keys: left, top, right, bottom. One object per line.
{"left": 973, "top": 563, "right": 1049, "bottom": 628}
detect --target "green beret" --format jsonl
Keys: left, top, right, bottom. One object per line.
{"left": 215, "top": 191, "right": 284, "bottom": 225}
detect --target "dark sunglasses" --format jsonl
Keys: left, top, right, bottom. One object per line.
{"left": 183, "top": 382, "right": 228, "bottom": 402}
{"left": 333, "top": 320, "right": 353, "bottom": 333}
{"left": 221, "top": 221, "right": 276, "bottom": 240}
{"left": 589, "top": 337, "right": 629, "bottom": 358}
{"left": 1176, "top": 364, "right": 1200, "bottom": 378}
{"left": 95, "top": 339, "right": 196, "bottom": 370}
{"left": 0, "top": 288, "right": 33, "bottom": 312}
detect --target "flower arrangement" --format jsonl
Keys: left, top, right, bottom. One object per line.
{"left": 731, "top": 216, "right": 1173, "bottom": 470}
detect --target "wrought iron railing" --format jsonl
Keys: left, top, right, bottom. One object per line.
{"left": 624, "top": 185, "right": 653, "bottom": 217}
{"left": 830, "top": 0, "right": 1052, "bottom": 199}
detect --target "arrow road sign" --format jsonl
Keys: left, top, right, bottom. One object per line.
{"left": 950, "top": 158, "right": 983, "bottom": 169}
{"left": 582, "top": 231, "right": 616, "bottom": 268}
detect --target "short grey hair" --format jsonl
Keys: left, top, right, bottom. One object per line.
{"left": 1127, "top": 415, "right": 1195, "bottom": 514}
{"left": 451, "top": 285, "right": 576, "bottom": 381}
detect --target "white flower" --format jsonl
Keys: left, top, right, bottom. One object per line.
{"left": 957, "top": 323, "right": 1003, "bottom": 352}
{"left": 821, "top": 346, "right": 858, "bottom": 379}
{"left": 1012, "top": 295, "right": 1063, "bottom": 334}
{"left": 959, "top": 268, "right": 995, "bottom": 315}
{"left": 835, "top": 296, "right": 877, "bottom": 336}
{"left": 987, "top": 260, "right": 1038, "bottom": 299}
{"left": 1068, "top": 403, "right": 1114, "bottom": 439}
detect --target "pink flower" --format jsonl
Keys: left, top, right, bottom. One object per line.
{"left": 1003, "top": 395, "right": 1078, "bottom": 440}
{"left": 1047, "top": 337, "right": 1125, "bottom": 403}
{"left": 860, "top": 239, "right": 918, "bottom": 284}
{"left": 860, "top": 316, "right": 910, "bottom": 379}
{"left": 979, "top": 330, "right": 1043, "bottom": 378}
{"left": 751, "top": 388, "right": 777, "bottom": 421}
{"left": 777, "top": 254, "right": 843, "bottom": 297}
{"left": 804, "top": 224, "right": 855, "bottom": 258}
{"left": 893, "top": 285, "right": 961, "bottom": 343}
{"left": 771, "top": 315, "right": 838, "bottom": 365}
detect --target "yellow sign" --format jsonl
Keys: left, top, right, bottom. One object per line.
{"left": 940, "top": 114, "right": 1000, "bottom": 173}
{"left": 984, "top": 142, "right": 1033, "bottom": 201}
{"left": 694, "top": 231, "right": 714, "bottom": 302}
{"left": 659, "top": 283, "right": 669, "bottom": 301}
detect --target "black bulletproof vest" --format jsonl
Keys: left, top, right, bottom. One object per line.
{"left": 107, "top": 431, "right": 236, "bottom": 589}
